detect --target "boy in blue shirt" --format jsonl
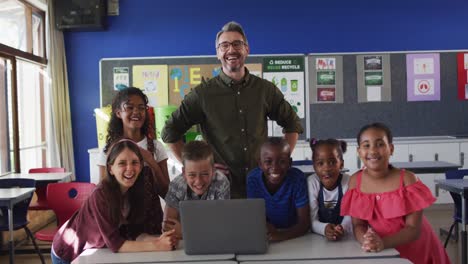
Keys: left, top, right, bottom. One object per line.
{"left": 247, "top": 137, "right": 310, "bottom": 242}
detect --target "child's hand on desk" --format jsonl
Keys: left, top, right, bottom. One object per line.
{"left": 153, "top": 229, "right": 179, "bottom": 251}
{"left": 325, "top": 224, "right": 345, "bottom": 241}
{"left": 266, "top": 223, "right": 282, "bottom": 242}
{"left": 361, "top": 227, "right": 384, "bottom": 252}
{"left": 162, "top": 218, "right": 182, "bottom": 239}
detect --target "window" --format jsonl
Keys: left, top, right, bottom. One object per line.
{"left": 0, "top": 57, "right": 13, "bottom": 174}
{"left": 0, "top": 0, "right": 47, "bottom": 174}
{"left": 0, "top": 0, "right": 26, "bottom": 52}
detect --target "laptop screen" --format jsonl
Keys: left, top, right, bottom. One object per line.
{"left": 179, "top": 199, "right": 268, "bottom": 255}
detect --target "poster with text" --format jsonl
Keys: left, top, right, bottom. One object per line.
{"left": 113, "top": 67, "right": 129, "bottom": 90}
{"left": 316, "top": 58, "right": 336, "bottom": 70}
{"left": 132, "top": 65, "right": 169, "bottom": 107}
{"left": 263, "top": 57, "right": 305, "bottom": 118}
{"left": 406, "top": 53, "right": 440, "bottom": 101}
{"left": 310, "top": 56, "right": 343, "bottom": 104}
{"left": 317, "top": 88, "right": 336, "bottom": 102}
{"left": 457, "top": 53, "right": 468, "bottom": 100}
{"left": 356, "top": 54, "right": 391, "bottom": 103}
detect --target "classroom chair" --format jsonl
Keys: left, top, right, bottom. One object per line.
{"left": 28, "top": 167, "right": 66, "bottom": 210}
{"left": 35, "top": 182, "right": 96, "bottom": 242}
{"left": 0, "top": 178, "right": 45, "bottom": 264}
{"left": 442, "top": 169, "right": 468, "bottom": 248}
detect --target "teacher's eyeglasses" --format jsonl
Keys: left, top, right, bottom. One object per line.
{"left": 217, "top": 40, "right": 246, "bottom": 52}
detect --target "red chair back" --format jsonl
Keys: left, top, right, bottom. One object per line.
{"left": 29, "top": 167, "right": 66, "bottom": 173}
{"left": 46, "top": 182, "right": 96, "bottom": 226}
{"left": 29, "top": 167, "right": 66, "bottom": 210}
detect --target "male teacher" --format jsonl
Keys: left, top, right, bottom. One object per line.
{"left": 162, "top": 21, "right": 303, "bottom": 198}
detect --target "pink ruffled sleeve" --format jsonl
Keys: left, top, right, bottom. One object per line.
{"left": 340, "top": 188, "right": 375, "bottom": 220}
{"left": 341, "top": 181, "right": 436, "bottom": 220}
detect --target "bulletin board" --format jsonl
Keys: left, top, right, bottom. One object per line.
{"left": 307, "top": 52, "right": 468, "bottom": 139}
{"left": 99, "top": 54, "right": 308, "bottom": 140}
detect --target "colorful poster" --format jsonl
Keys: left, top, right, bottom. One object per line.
{"left": 364, "top": 72, "right": 383, "bottom": 86}
{"left": 414, "top": 58, "right": 435, "bottom": 74}
{"left": 316, "top": 58, "right": 336, "bottom": 70}
{"left": 317, "top": 71, "right": 335, "bottom": 85}
{"left": 168, "top": 63, "right": 262, "bottom": 105}
{"left": 364, "top": 56, "right": 382, "bottom": 70}
{"left": 317, "top": 88, "right": 336, "bottom": 102}
{"left": 311, "top": 56, "right": 343, "bottom": 104}
{"left": 113, "top": 67, "right": 129, "bottom": 90}
{"left": 358, "top": 55, "right": 390, "bottom": 103}
{"left": 132, "top": 65, "right": 169, "bottom": 107}
{"left": 168, "top": 64, "right": 220, "bottom": 105}
{"left": 406, "top": 54, "right": 440, "bottom": 102}
{"left": 263, "top": 57, "right": 305, "bottom": 118}
{"left": 457, "top": 53, "right": 468, "bottom": 100}
{"left": 414, "top": 79, "right": 434, "bottom": 95}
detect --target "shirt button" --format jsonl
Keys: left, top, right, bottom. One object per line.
{"left": 239, "top": 109, "right": 243, "bottom": 113}
{"left": 244, "top": 147, "right": 247, "bottom": 151}
{"left": 237, "top": 92, "right": 240, "bottom": 95}
{"left": 376, "top": 195, "right": 381, "bottom": 200}
{"left": 241, "top": 128, "right": 245, "bottom": 132}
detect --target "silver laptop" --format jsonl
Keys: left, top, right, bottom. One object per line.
{"left": 179, "top": 199, "right": 268, "bottom": 255}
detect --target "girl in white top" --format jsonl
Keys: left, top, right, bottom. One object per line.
{"left": 97, "top": 87, "right": 169, "bottom": 195}
{"left": 97, "top": 87, "right": 170, "bottom": 235}
{"left": 307, "top": 138, "right": 352, "bottom": 240}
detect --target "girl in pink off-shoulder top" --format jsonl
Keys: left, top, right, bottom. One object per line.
{"left": 340, "top": 123, "right": 450, "bottom": 264}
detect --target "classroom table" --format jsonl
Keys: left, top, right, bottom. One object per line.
{"left": 236, "top": 233, "right": 399, "bottom": 262}
{"left": 392, "top": 161, "right": 461, "bottom": 174}
{"left": 2, "top": 172, "right": 73, "bottom": 183}
{"left": 0, "top": 187, "right": 36, "bottom": 264}
{"left": 72, "top": 241, "right": 235, "bottom": 264}
{"left": 240, "top": 258, "right": 411, "bottom": 264}
{"left": 435, "top": 179, "right": 468, "bottom": 264}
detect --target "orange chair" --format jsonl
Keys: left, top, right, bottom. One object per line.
{"left": 28, "top": 167, "right": 66, "bottom": 210}
{"left": 35, "top": 182, "right": 96, "bottom": 241}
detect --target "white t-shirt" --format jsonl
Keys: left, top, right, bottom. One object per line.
{"left": 97, "top": 137, "right": 168, "bottom": 166}
{"left": 307, "top": 173, "right": 353, "bottom": 236}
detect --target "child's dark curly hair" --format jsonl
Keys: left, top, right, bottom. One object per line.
{"left": 310, "top": 138, "right": 347, "bottom": 161}
{"left": 104, "top": 87, "right": 155, "bottom": 154}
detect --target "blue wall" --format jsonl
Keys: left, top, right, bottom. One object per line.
{"left": 64, "top": 0, "right": 468, "bottom": 182}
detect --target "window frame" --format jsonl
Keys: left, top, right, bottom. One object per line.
{"left": 0, "top": 0, "right": 47, "bottom": 173}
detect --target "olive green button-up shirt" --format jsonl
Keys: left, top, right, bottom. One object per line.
{"left": 162, "top": 68, "right": 303, "bottom": 198}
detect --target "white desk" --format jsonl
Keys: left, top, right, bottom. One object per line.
{"left": 240, "top": 258, "right": 411, "bottom": 264}
{"left": 72, "top": 241, "right": 235, "bottom": 264}
{"left": 435, "top": 179, "right": 468, "bottom": 264}
{"left": 0, "top": 187, "right": 36, "bottom": 264}
{"left": 236, "top": 233, "right": 399, "bottom": 262}
{"left": 2, "top": 172, "right": 73, "bottom": 183}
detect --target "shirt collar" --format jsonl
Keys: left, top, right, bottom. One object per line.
{"left": 219, "top": 67, "right": 251, "bottom": 86}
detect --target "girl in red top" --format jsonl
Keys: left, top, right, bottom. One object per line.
{"left": 341, "top": 123, "right": 450, "bottom": 264}
{"left": 52, "top": 140, "right": 179, "bottom": 263}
